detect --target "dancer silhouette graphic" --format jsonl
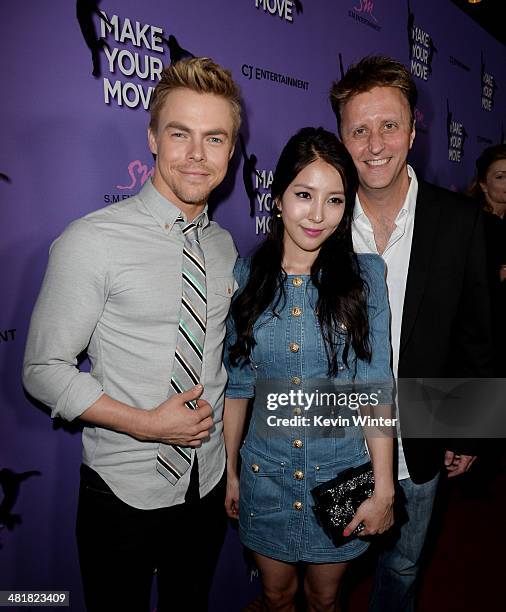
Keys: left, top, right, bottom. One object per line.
{"left": 427, "top": 37, "right": 437, "bottom": 75}
{"left": 239, "top": 134, "right": 262, "bottom": 218}
{"left": 338, "top": 53, "right": 345, "bottom": 79}
{"left": 407, "top": 0, "right": 415, "bottom": 60}
{"left": 481, "top": 52, "right": 496, "bottom": 102}
{"left": 446, "top": 99, "right": 453, "bottom": 147}
{"left": 447, "top": 100, "right": 467, "bottom": 155}
{"left": 161, "top": 34, "right": 194, "bottom": 64}
{"left": 407, "top": 0, "right": 436, "bottom": 73}
{"left": 0, "top": 469, "right": 41, "bottom": 532}
{"left": 76, "top": 0, "right": 113, "bottom": 77}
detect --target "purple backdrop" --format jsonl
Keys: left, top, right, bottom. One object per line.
{"left": 1, "top": 1, "right": 505, "bottom": 609}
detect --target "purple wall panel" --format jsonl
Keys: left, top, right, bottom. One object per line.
{"left": 1, "top": 1, "right": 505, "bottom": 609}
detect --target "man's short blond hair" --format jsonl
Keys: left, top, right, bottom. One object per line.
{"left": 149, "top": 57, "right": 242, "bottom": 140}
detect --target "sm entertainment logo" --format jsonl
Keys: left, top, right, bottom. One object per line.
{"left": 117, "top": 160, "right": 154, "bottom": 190}
{"left": 353, "top": 0, "right": 378, "bottom": 22}
{"left": 414, "top": 107, "right": 428, "bottom": 134}
{"left": 348, "top": 0, "right": 381, "bottom": 32}
{"left": 103, "top": 159, "right": 154, "bottom": 204}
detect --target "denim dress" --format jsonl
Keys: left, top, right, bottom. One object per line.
{"left": 224, "top": 254, "right": 392, "bottom": 563}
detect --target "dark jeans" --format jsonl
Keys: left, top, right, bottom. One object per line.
{"left": 369, "top": 473, "right": 439, "bottom": 612}
{"left": 76, "top": 459, "right": 227, "bottom": 612}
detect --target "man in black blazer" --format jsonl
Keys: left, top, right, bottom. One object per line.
{"left": 330, "top": 56, "right": 492, "bottom": 612}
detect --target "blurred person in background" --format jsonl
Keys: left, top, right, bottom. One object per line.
{"left": 468, "top": 144, "right": 506, "bottom": 376}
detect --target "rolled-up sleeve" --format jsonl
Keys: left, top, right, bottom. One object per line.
{"left": 224, "top": 258, "right": 255, "bottom": 399}
{"left": 23, "top": 219, "right": 108, "bottom": 420}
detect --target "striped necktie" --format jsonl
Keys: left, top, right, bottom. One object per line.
{"left": 156, "top": 215, "right": 207, "bottom": 484}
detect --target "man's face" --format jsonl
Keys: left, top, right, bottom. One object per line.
{"left": 148, "top": 88, "right": 235, "bottom": 218}
{"left": 340, "top": 86, "right": 415, "bottom": 197}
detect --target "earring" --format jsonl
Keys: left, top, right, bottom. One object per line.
{"left": 276, "top": 211, "right": 282, "bottom": 218}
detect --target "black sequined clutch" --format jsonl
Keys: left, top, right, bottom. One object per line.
{"left": 311, "top": 461, "right": 374, "bottom": 547}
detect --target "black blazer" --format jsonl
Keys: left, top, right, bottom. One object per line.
{"left": 398, "top": 181, "right": 493, "bottom": 484}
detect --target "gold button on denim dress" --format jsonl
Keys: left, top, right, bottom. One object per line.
{"left": 224, "top": 255, "right": 392, "bottom": 563}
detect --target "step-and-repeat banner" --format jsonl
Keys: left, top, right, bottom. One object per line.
{"left": 1, "top": 1, "right": 505, "bottom": 609}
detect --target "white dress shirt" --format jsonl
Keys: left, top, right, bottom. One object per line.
{"left": 352, "top": 165, "right": 419, "bottom": 480}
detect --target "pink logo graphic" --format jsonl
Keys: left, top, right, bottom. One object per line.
{"left": 353, "top": 0, "right": 377, "bottom": 22}
{"left": 414, "top": 107, "right": 427, "bottom": 130}
{"left": 117, "top": 160, "right": 154, "bottom": 190}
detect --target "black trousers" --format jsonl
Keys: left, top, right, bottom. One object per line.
{"left": 76, "top": 459, "right": 227, "bottom": 612}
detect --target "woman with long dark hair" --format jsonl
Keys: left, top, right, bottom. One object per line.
{"left": 223, "top": 127, "right": 394, "bottom": 611}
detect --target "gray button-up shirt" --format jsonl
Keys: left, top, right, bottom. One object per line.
{"left": 23, "top": 180, "right": 237, "bottom": 509}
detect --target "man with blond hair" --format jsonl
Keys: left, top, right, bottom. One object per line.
{"left": 330, "top": 56, "right": 491, "bottom": 611}
{"left": 23, "top": 57, "right": 241, "bottom": 611}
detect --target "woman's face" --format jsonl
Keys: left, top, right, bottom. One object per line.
{"left": 278, "top": 159, "right": 346, "bottom": 264}
{"left": 480, "top": 159, "right": 506, "bottom": 208}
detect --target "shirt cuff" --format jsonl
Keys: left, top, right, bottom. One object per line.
{"left": 53, "top": 373, "right": 105, "bottom": 421}
{"left": 225, "top": 384, "right": 255, "bottom": 399}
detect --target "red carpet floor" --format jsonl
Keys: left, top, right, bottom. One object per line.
{"left": 346, "top": 450, "right": 506, "bottom": 612}
{"left": 243, "top": 450, "right": 506, "bottom": 611}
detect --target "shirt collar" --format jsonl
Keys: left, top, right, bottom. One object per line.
{"left": 138, "top": 179, "right": 210, "bottom": 234}
{"left": 403, "top": 164, "right": 418, "bottom": 218}
{"left": 353, "top": 164, "right": 418, "bottom": 222}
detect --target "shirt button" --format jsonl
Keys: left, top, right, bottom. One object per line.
{"left": 292, "top": 277, "right": 303, "bottom": 287}
{"left": 293, "top": 501, "right": 303, "bottom": 511}
{"left": 291, "top": 307, "right": 302, "bottom": 317}
{"left": 251, "top": 464, "right": 260, "bottom": 473}
{"left": 289, "top": 342, "right": 300, "bottom": 353}
{"left": 164, "top": 223, "right": 170, "bottom": 230}
{"left": 291, "top": 376, "right": 301, "bottom": 385}
{"left": 294, "top": 470, "right": 304, "bottom": 480}
{"left": 293, "top": 439, "right": 303, "bottom": 449}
